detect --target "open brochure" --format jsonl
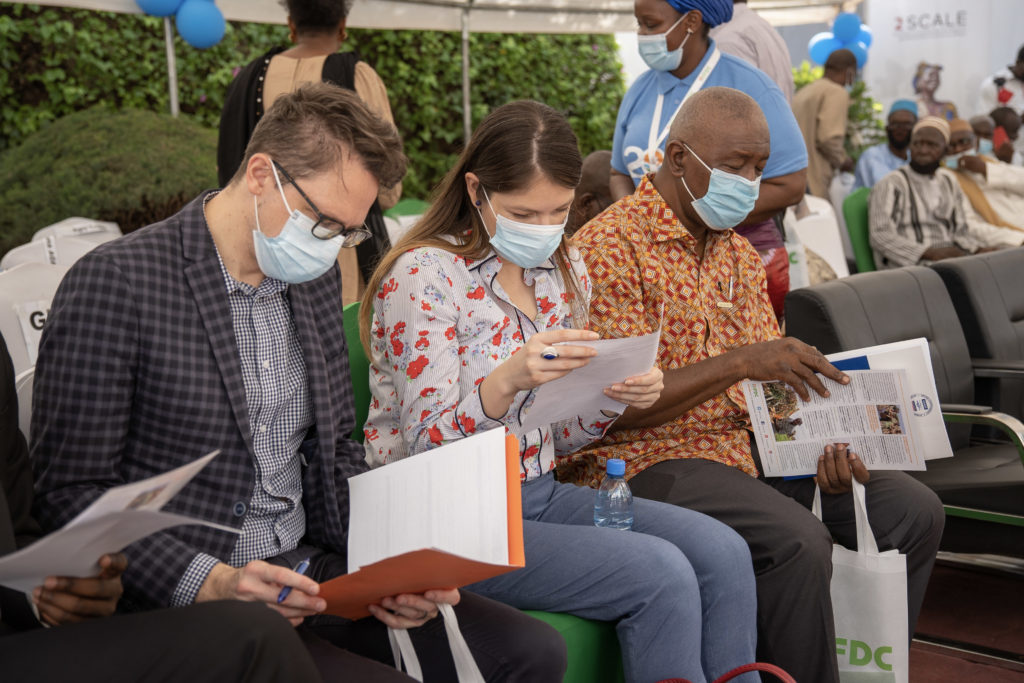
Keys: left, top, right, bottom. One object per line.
{"left": 518, "top": 329, "right": 661, "bottom": 434}
{"left": 319, "top": 428, "right": 524, "bottom": 619}
{"left": 0, "top": 451, "right": 237, "bottom": 593}
{"left": 743, "top": 338, "right": 954, "bottom": 477}
{"left": 744, "top": 370, "right": 925, "bottom": 477}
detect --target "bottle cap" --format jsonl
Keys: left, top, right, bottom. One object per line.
{"left": 606, "top": 458, "right": 625, "bottom": 476}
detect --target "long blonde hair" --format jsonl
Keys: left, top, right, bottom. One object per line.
{"left": 359, "top": 100, "right": 587, "bottom": 352}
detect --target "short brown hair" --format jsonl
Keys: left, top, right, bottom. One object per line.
{"left": 232, "top": 81, "right": 406, "bottom": 188}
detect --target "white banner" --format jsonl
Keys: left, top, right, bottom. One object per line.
{"left": 864, "top": 0, "right": 1024, "bottom": 118}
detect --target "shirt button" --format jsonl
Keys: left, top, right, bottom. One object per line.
{"left": 233, "top": 501, "right": 247, "bottom": 517}
{"left": 262, "top": 360, "right": 270, "bottom": 369}
{"left": 259, "top": 425, "right": 267, "bottom": 433}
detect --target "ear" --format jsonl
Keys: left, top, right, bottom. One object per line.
{"left": 664, "top": 139, "right": 688, "bottom": 177}
{"left": 684, "top": 9, "right": 702, "bottom": 34}
{"left": 464, "top": 172, "right": 482, "bottom": 207}
{"left": 287, "top": 17, "right": 297, "bottom": 44}
{"left": 339, "top": 19, "right": 348, "bottom": 42}
{"left": 246, "top": 154, "right": 275, "bottom": 198}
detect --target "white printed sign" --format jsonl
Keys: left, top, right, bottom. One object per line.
{"left": 14, "top": 299, "right": 51, "bottom": 365}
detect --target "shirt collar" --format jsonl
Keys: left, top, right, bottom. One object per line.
{"left": 630, "top": 174, "right": 699, "bottom": 246}
{"left": 652, "top": 38, "right": 719, "bottom": 95}
{"left": 465, "top": 248, "right": 557, "bottom": 274}
{"left": 213, "top": 241, "right": 287, "bottom": 298}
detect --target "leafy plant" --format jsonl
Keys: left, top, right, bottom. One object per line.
{"left": 792, "top": 60, "right": 885, "bottom": 162}
{"left": 0, "top": 106, "right": 217, "bottom": 255}
{"left": 0, "top": 5, "right": 625, "bottom": 209}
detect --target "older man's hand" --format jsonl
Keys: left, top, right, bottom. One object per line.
{"left": 739, "top": 338, "right": 849, "bottom": 401}
{"left": 32, "top": 553, "right": 126, "bottom": 626}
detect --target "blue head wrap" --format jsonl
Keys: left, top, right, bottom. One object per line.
{"left": 664, "top": 0, "right": 734, "bottom": 27}
{"left": 889, "top": 99, "right": 918, "bottom": 118}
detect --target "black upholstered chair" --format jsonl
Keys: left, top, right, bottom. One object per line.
{"left": 932, "top": 247, "right": 1024, "bottom": 420}
{"left": 785, "top": 266, "right": 1024, "bottom": 557}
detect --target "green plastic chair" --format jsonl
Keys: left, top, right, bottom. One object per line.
{"left": 841, "top": 187, "right": 876, "bottom": 273}
{"left": 383, "top": 197, "right": 430, "bottom": 220}
{"left": 341, "top": 300, "right": 624, "bottom": 683}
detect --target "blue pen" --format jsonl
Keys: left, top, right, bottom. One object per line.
{"left": 277, "top": 557, "right": 311, "bottom": 604}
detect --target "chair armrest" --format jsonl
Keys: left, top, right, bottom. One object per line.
{"left": 972, "top": 358, "right": 1024, "bottom": 379}
{"left": 943, "top": 407, "right": 1024, "bottom": 462}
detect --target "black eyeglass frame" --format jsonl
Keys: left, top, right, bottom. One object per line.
{"left": 272, "top": 160, "right": 372, "bottom": 247}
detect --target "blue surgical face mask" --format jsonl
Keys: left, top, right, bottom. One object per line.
{"left": 978, "top": 138, "right": 995, "bottom": 156}
{"left": 944, "top": 152, "right": 962, "bottom": 170}
{"left": 678, "top": 144, "right": 761, "bottom": 231}
{"left": 252, "top": 162, "right": 344, "bottom": 283}
{"left": 637, "top": 14, "right": 690, "bottom": 72}
{"left": 478, "top": 189, "right": 567, "bottom": 269}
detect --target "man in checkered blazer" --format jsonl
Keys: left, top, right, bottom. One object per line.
{"left": 29, "top": 83, "right": 563, "bottom": 681}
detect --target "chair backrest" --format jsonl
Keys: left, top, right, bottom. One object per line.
{"left": 32, "top": 217, "right": 122, "bottom": 245}
{"left": 342, "top": 301, "right": 371, "bottom": 443}
{"left": 932, "top": 247, "right": 1024, "bottom": 417}
{"left": 0, "top": 234, "right": 100, "bottom": 271}
{"left": 785, "top": 267, "right": 976, "bottom": 449}
{"left": 841, "top": 188, "right": 876, "bottom": 274}
{"left": 791, "top": 196, "right": 850, "bottom": 279}
{"left": 0, "top": 262, "right": 70, "bottom": 376}
{"left": 15, "top": 366, "right": 33, "bottom": 442}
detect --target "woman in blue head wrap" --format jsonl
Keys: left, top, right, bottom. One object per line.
{"left": 609, "top": 0, "right": 809, "bottom": 320}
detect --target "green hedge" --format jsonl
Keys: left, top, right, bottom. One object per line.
{"left": 0, "top": 4, "right": 625, "bottom": 205}
{"left": 0, "top": 106, "right": 217, "bottom": 255}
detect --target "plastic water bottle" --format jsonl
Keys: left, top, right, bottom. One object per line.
{"left": 594, "top": 458, "right": 633, "bottom": 530}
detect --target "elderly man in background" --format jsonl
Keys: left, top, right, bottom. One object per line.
{"left": 853, "top": 99, "right": 917, "bottom": 190}
{"left": 947, "top": 118, "right": 1024, "bottom": 231}
{"left": 792, "top": 49, "right": 858, "bottom": 197}
{"left": 567, "top": 150, "right": 614, "bottom": 236}
{"left": 869, "top": 116, "right": 1023, "bottom": 268}
{"left": 709, "top": 0, "right": 794, "bottom": 104}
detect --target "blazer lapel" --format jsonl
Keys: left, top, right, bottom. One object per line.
{"left": 181, "top": 196, "right": 255, "bottom": 458}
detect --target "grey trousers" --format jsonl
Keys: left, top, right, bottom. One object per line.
{"left": 629, "top": 457, "right": 944, "bottom": 683}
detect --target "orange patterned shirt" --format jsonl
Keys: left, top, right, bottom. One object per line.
{"left": 559, "top": 175, "right": 781, "bottom": 488}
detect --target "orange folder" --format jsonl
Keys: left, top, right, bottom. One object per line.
{"left": 319, "top": 434, "right": 525, "bottom": 620}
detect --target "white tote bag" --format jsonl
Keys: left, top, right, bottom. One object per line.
{"left": 388, "top": 604, "right": 485, "bottom": 683}
{"left": 813, "top": 480, "right": 909, "bottom": 683}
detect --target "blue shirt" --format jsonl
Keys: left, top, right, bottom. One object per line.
{"left": 612, "top": 40, "right": 807, "bottom": 185}
{"left": 854, "top": 143, "right": 908, "bottom": 190}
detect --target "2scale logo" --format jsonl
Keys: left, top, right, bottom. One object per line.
{"left": 893, "top": 10, "right": 968, "bottom": 40}
{"left": 836, "top": 637, "right": 896, "bottom": 672}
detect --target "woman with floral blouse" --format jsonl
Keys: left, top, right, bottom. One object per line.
{"left": 359, "top": 101, "right": 759, "bottom": 683}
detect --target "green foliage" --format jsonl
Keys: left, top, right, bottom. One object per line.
{"left": 792, "top": 61, "right": 885, "bottom": 162}
{"left": 0, "top": 107, "right": 217, "bottom": 255}
{"left": 0, "top": 5, "right": 625, "bottom": 203}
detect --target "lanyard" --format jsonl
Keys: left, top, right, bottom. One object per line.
{"left": 647, "top": 47, "right": 722, "bottom": 153}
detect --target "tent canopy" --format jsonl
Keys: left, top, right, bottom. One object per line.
{"left": 10, "top": 0, "right": 850, "bottom": 33}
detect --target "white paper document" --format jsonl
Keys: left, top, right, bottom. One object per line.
{"left": 347, "top": 428, "right": 510, "bottom": 573}
{"left": 0, "top": 450, "right": 237, "bottom": 593}
{"left": 826, "top": 338, "right": 953, "bottom": 462}
{"left": 518, "top": 330, "right": 661, "bottom": 434}
{"left": 744, "top": 369, "right": 926, "bottom": 477}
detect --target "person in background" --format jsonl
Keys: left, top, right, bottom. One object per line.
{"left": 989, "top": 106, "right": 1022, "bottom": 165}
{"left": 0, "top": 334, "right": 324, "bottom": 683}
{"left": 361, "top": 99, "right": 760, "bottom": 683}
{"left": 569, "top": 86, "right": 944, "bottom": 683}
{"left": 218, "top": 0, "right": 400, "bottom": 304}
{"left": 791, "top": 48, "right": 857, "bottom": 198}
{"left": 566, "top": 150, "right": 614, "bottom": 236}
{"left": 913, "top": 62, "right": 958, "bottom": 121}
{"left": 853, "top": 99, "right": 917, "bottom": 190}
{"left": 611, "top": 0, "right": 807, "bottom": 322}
{"left": 970, "top": 114, "right": 996, "bottom": 156}
{"left": 947, "top": 118, "right": 1024, "bottom": 231}
{"left": 869, "top": 116, "right": 1023, "bottom": 268}
{"left": 30, "top": 84, "right": 565, "bottom": 682}
{"left": 709, "top": 0, "right": 794, "bottom": 104}
{"left": 977, "top": 45, "right": 1024, "bottom": 117}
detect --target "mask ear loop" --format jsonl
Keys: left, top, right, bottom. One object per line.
{"left": 268, "top": 160, "right": 295, "bottom": 215}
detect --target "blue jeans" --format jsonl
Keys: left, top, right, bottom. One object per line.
{"left": 466, "top": 473, "right": 758, "bottom": 683}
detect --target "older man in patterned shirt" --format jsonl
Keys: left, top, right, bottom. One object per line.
{"left": 564, "top": 86, "right": 944, "bottom": 683}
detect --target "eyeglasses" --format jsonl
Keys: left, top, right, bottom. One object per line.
{"left": 272, "top": 161, "right": 372, "bottom": 247}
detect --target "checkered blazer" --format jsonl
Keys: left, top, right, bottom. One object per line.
{"left": 30, "top": 193, "right": 368, "bottom": 609}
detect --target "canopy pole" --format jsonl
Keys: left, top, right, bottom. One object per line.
{"left": 461, "top": 6, "right": 471, "bottom": 142}
{"left": 164, "top": 17, "right": 180, "bottom": 117}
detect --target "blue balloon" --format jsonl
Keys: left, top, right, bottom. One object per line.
{"left": 808, "top": 32, "right": 843, "bottom": 66}
{"left": 832, "top": 12, "right": 861, "bottom": 43}
{"left": 135, "top": 0, "right": 184, "bottom": 16}
{"left": 175, "top": 0, "right": 226, "bottom": 49}
{"left": 856, "top": 26, "right": 873, "bottom": 48}
{"left": 848, "top": 41, "right": 869, "bottom": 69}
